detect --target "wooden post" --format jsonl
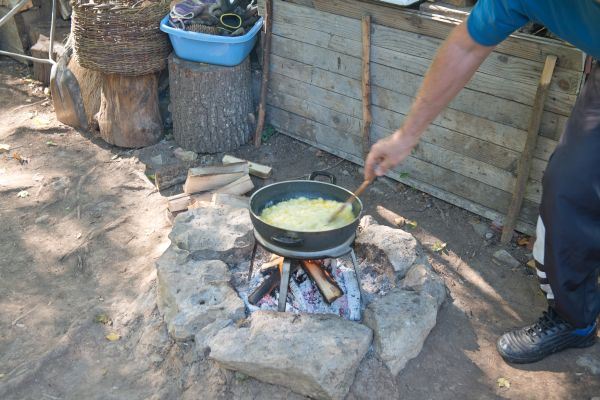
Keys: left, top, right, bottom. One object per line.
{"left": 361, "top": 14, "right": 372, "bottom": 159}
{"left": 501, "top": 55, "right": 557, "bottom": 244}
{"left": 253, "top": 0, "right": 273, "bottom": 147}
{"left": 169, "top": 54, "right": 253, "bottom": 153}
{"left": 96, "top": 73, "right": 163, "bottom": 148}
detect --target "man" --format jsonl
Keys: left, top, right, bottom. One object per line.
{"left": 365, "top": 0, "right": 599, "bottom": 364}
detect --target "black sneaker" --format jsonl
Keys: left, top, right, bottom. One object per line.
{"left": 497, "top": 307, "right": 597, "bottom": 364}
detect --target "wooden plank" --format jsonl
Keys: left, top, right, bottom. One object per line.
{"left": 268, "top": 89, "right": 543, "bottom": 204}
{"left": 268, "top": 0, "right": 581, "bottom": 96}
{"left": 308, "top": 0, "right": 584, "bottom": 72}
{"left": 269, "top": 70, "right": 548, "bottom": 197}
{"left": 271, "top": 54, "right": 560, "bottom": 158}
{"left": 361, "top": 14, "right": 372, "bottom": 158}
{"left": 222, "top": 155, "right": 272, "bottom": 178}
{"left": 501, "top": 55, "right": 557, "bottom": 243}
{"left": 267, "top": 105, "right": 537, "bottom": 233}
{"left": 271, "top": 34, "right": 567, "bottom": 139}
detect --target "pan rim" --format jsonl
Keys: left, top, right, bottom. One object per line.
{"left": 249, "top": 179, "right": 363, "bottom": 233}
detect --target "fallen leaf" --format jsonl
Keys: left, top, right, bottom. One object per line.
{"left": 105, "top": 332, "right": 120, "bottom": 341}
{"left": 526, "top": 259, "right": 536, "bottom": 269}
{"left": 147, "top": 174, "right": 156, "bottom": 181}
{"left": 0, "top": 373, "right": 5, "bottom": 379}
{"left": 95, "top": 313, "right": 112, "bottom": 325}
{"left": 12, "top": 152, "right": 29, "bottom": 164}
{"left": 497, "top": 377, "right": 510, "bottom": 388}
{"left": 16, "top": 190, "right": 29, "bottom": 198}
{"left": 431, "top": 242, "right": 447, "bottom": 252}
{"left": 399, "top": 172, "right": 410, "bottom": 179}
{"left": 111, "top": 154, "right": 119, "bottom": 160}
{"left": 405, "top": 220, "right": 418, "bottom": 229}
{"left": 0, "top": 143, "right": 10, "bottom": 153}
{"left": 517, "top": 236, "right": 530, "bottom": 246}
{"left": 46, "top": 141, "right": 58, "bottom": 147}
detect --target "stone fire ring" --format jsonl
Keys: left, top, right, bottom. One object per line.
{"left": 156, "top": 204, "right": 446, "bottom": 400}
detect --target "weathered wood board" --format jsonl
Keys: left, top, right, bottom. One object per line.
{"left": 259, "top": 0, "right": 585, "bottom": 234}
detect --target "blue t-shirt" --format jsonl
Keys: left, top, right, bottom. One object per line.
{"left": 467, "top": 0, "right": 600, "bottom": 59}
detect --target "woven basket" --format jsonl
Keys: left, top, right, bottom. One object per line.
{"left": 71, "top": 0, "right": 171, "bottom": 76}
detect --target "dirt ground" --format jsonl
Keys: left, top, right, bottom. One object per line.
{"left": 1, "top": 58, "right": 598, "bottom": 400}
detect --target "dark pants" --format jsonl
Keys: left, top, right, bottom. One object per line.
{"left": 533, "top": 62, "right": 600, "bottom": 328}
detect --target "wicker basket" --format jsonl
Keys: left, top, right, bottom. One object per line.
{"left": 71, "top": 0, "right": 172, "bottom": 76}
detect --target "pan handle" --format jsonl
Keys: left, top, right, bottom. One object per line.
{"left": 309, "top": 171, "right": 336, "bottom": 184}
{"left": 271, "top": 234, "right": 303, "bottom": 247}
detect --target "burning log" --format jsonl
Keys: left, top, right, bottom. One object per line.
{"left": 248, "top": 268, "right": 281, "bottom": 305}
{"left": 300, "top": 260, "right": 343, "bottom": 304}
{"left": 259, "top": 256, "right": 284, "bottom": 274}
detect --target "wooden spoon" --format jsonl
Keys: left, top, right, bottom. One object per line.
{"left": 327, "top": 179, "right": 372, "bottom": 224}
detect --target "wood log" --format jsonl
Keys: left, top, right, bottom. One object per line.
{"left": 501, "top": 55, "right": 557, "bottom": 243}
{"left": 155, "top": 164, "right": 189, "bottom": 191}
{"left": 259, "top": 256, "right": 284, "bottom": 274}
{"left": 183, "top": 162, "right": 249, "bottom": 194}
{"left": 211, "top": 192, "right": 250, "bottom": 209}
{"left": 167, "top": 192, "right": 211, "bottom": 212}
{"left": 254, "top": 0, "right": 273, "bottom": 146}
{"left": 30, "top": 35, "right": 65, "bottom": 86}
{"left": 168, "top": 54, "right": 253, "bottom": 153}
{"left": 300, "top": 260, "right": 343, "bottom": 304}
{"left": 222, "top": 154, "right": 273, "bottom": 178}
{"left": 96, "top": 74, "right": 163, "bottom": 148}
{"left": 67, "top": 56, "right": 102, "bottom": 130}
{"left": 248, "top": 268, "right": 281, "bottom": 305}
{"left": 215, "top": 174, "right": 255, "bottom": 196}
{"left": 361, "top": 14, "right": 372, "bottom": 158}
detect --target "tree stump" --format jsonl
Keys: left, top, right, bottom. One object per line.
{"left": 169, "top": 54, "right": 254, "bottom": 153}
{"left": 96, "top": 73, "right": 163, "bottom": 148}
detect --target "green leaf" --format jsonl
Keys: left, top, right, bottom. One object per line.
{"left": 431, "top": 242, "right": 447, "bottom": 252}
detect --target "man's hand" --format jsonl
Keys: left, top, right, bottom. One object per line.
{"left": 364, "top": 129, "right": 419, "bottom": 181}
{"left": 363, "top": 22, "right": 493, "bottom": 183}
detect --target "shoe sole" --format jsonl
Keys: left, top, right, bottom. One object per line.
{"left": 497, "top": 335, "right": 597, "bottom": 364}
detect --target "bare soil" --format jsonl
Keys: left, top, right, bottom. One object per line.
{"left": 1, "top": 58, "right": 598, "bottom": 400}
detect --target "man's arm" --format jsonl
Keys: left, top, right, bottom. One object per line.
{"left": 364, "top": 22, "right": 494, "bottom": 181}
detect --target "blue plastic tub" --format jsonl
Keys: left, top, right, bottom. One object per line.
{"left": 160, "top": 15, "right": 263, "bottom": 66}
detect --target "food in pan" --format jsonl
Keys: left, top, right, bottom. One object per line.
{"left": 259, "top": 197, "right": 354, "bottom": 231}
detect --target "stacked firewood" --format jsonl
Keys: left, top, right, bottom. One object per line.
{"left": 163, "top": 155, "right": 272, "bottom": 213}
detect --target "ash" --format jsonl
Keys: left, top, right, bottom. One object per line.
{"left": 231, "top": 250, "right": 396, "bottom": 321}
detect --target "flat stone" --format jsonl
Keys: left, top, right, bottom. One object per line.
{"left": 576, "top": 354, "right": 600, "bottom": 375}
{"left": 363, "top": 288, "right": 439, "bottom": 376}
{"left": 356, "top": 224, "right": 418, "bottom": 279}
{"left": 169, "top": 205, "right": 254, "bottom": 265}
{"left": 401, "top": 263, "right": 446, "bottom": 307}
{"left": 208, "top": 311, "right": 372, "bottom": 400}
{"left": 493, "top": 249, "right": 521, "bottom": 269}
{"left": 194, "top": 318, "right": 233, "bottom": 354}
{"left": 173, "top": 147, "right": 198, "bottom": 163}
{"left": 156, "top": 245, "right": 245, "bottom": 341}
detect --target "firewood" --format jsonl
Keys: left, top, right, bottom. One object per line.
{"left": 167, "top": 192, "right": 211, "bottom": 212}
{"left": 211, "top": 192, "right": 250, "bottom": 209}
{"left": 222, "top": 155, "right": 272, "bottom": 179}
{"left": 214, "top": 174, "right": 254, "bottom": 196}
{"left": 300, "top": 260, "right": 343, "bottom": 304}
{"left": 259, "top": 256, "right": 284, "bottom": 274}
{"left": 183, "top": 162, "right": 249, "bottom": 194}
{"left": 248, "top": 268, "right": 281, "bottom": 305}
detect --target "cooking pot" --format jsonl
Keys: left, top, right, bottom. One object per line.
{"left": 249, "top": 171, "right": 363, "bottom": 254}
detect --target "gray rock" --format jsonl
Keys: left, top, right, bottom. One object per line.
{"left": 493, "top": 249, "right": 521, "bottom": 269}
{"left": 194, "top": 318, "right": 233, "bottom": 353}
{"left": 156, "top": 245, "right": 245, "bottom": 341}
{"left": 208, "top": 311, "right": 372, "bottom": 400}
{"left": 35, "top": 214, "right": 49, "bottom": 224}
{"left": 577, "top": 354, "right": 600, "bottom": 375}
{"left": 356, "top": 224, "right": 418, "bottom": 279}
{"left": 401, "top": 263, "right": 446, "bottom": 307}
{"left": 363, "top": 288, "right": 439, "bottom": 376}
{"left": 169, "top": 205, "right": 254, "bottom": 265}
{"left": 359, "top": 215, "right": 378, "bottom": 231}
{"left": 485, "top": 232, "right": 494, "bottom": 240}
{"left": 173, "top": 147, "right": 198, "bottom": 163}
